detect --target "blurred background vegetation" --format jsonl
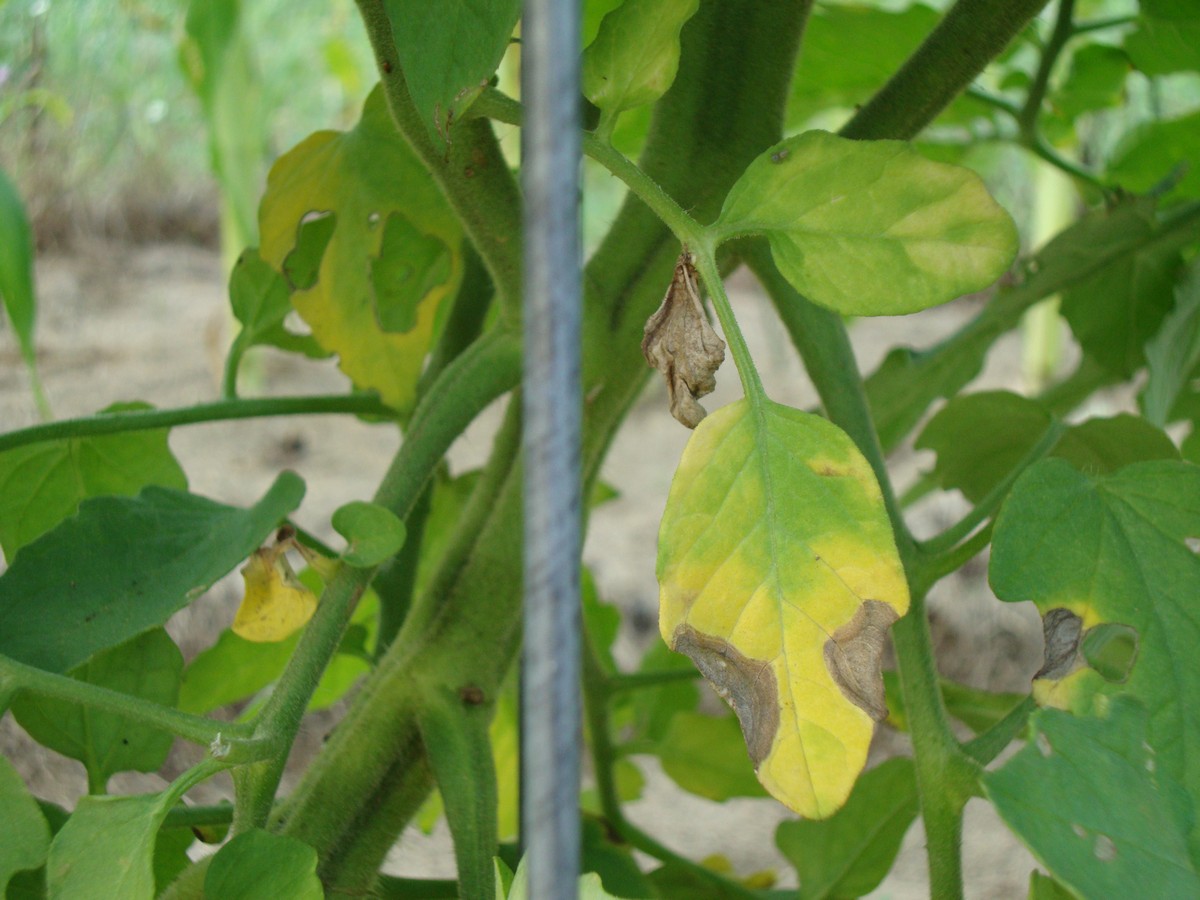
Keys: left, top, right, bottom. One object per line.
{"left": 0, "top": 0, "right": 372, "bottom": 247}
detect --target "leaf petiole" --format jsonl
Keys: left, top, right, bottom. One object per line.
{"left": 0, "top": 653, "right": 262, "bottom": 754}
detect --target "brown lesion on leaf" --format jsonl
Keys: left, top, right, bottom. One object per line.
{"left": 642, "top": 250, "right": 726, "bottom": 428}
{"left": 824, "top": 600, "right": 899, "bottom": 721}
{"left": 671, "top": 625, "right": 778, "bottom": 765}
{"left": 1037, "top": 607, "right": 1083, "bottom": 680}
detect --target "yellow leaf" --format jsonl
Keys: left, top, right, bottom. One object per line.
{"left": 657, "top": 399, "right": 909, "bottom": 818}
{"left": 259, "top": 87, "right": 462, "bottom": 414}
{"left": 233, "top": 543, "right": 318, "bottom": 643}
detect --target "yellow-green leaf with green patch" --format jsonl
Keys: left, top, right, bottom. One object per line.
{"left": 259, "top": 86, "right": 462, "bottom": 413}
{"left": 657, "top": 399, "right": 909, "bottom": 818}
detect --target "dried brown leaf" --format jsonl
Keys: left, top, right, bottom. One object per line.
{"left": 642, "top": 251, "right": 725, "bottom": 428}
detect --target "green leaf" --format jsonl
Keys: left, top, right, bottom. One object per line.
{"left": 990, "top": 458, "right": 1200, "bottom": 842}
{"left": 582, "top": 568, "right": 621, "bottom": 675}
{"left": 916, "top": 391, "right": 1178, "bottom": 503}
{"left": 419, "top": 689, "right": 498, "bottom": 900}
{"left": 1108, "top": 110, "right": 1200, "bottom": 200}
{"left": 777, "top": 757, "right": 918, "bottom": 900}
{"left": 984, "top": 698, "right": 1200, "bottom": 898}
{"left": 151, "top": 825, "right": 194, "bottom": 895}
{"left": 332, "top": 500, "right": 407, "bottom": 567}
{"left": 260, "top": 88, "right": 463, "bottom": 413}
{"left": 716, "top": 131, "right": 1018, "bottom": 316}
{"left": 1049, "top": 44, "right": 1129, "bottom": 121}
{"left": 204, "top": 829, "right": 322, "bottom": 900}
{"left": 180, "top": 0, "right": 264, "bottom": 246}
{"left": 0, "top": 471, "right": 304, "bottom": 673}
{"left": 583, "top": 0, "right": 700, "bottom": 118}
{"left": 0, "top": 402, "right": 187, "bottom": 562}
{"left": 505, "top": 856, "right": 628, "bottom": 900}
{"left": 11, "top": 629, "right": 182, "bottom": 791}
{"left": 1028, "top": 870, "right": 1078, "bottom": 900}
{"left": 46, "top": 791, "right": 176, "bottom": 900}
{"left": 866, "top": 197, "right": 1200, "bottom": 451}
{"left": 381, "top": 0, "right": 521, "bottom": 146}
{"left": 1059, "top": 208, "right": 1188, "bottom": 379}
{"left": 656, "top": 711, "right": 768, "bottom": 800}
{"left": 1143, "top": 262, "right": 1200, "bottom": 427}
{"left": 657, "top": 398, "right": 909, "bottom": 817}
{"left": 580, "top": 817, "right": 657, "bottom": 899}
{"left": 785, "top": 4, "right": 940, "bottom": 128}
{"left": 1124, "top": 0, "right": 1200, "bottom": 76}
{"left": 369, "top": 212, "right": 453, "bottom": 333}
{"left": 228, "top": 248, "right": 326, "bottom": 358}
{"left": 0, "top": 755, "right": 51, "bottom": 893}
{"left": 0, "top": 166, "right": 45, "bottom": 410}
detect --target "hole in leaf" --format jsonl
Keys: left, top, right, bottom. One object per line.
{"left": 367, "top": 211, "right": 381, "bottom": 227}
{"left": 368, "top": 212, "right": 452, "bottom": 333}
{"left": 283, "top": 211, "right": 336, "bottom": 291}
{"left": 1072, "top": 823, "right": 1087, "bottom": 840}
{"left": 1081, "top": 622, "right": 1138, "bottom": 683}
{"left": 1186, "top": 536, "right": 1199, "bottom": 554}
{"left": 1094, "top": 834, "right": 1117, "bottom": 861}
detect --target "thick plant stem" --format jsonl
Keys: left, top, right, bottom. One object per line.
{"left": 841, "top": 0, "right": 1051, "bottom": 141}
{"left": 354, "top": 0, "right": 522, "bottom": 320}
{"left": 0, "top": 393, "right": 392, "bottom": 454}
{"left": 232, "top": 330, "right": 521, "bottom": 834}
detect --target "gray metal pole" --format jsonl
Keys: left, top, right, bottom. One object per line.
{"left": 520, "top": 0, "right": 582, "bottom": 897}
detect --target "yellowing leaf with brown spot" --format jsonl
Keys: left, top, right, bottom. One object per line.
{"left": 233, "top": 544, "right": 318, "bottom": 642}
{"left": 657, "top": 399, "right": 909, "bottom": 817}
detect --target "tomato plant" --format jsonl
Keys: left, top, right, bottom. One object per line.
{"left": 2, "top": 0, "right": 1199, "bottom": 897}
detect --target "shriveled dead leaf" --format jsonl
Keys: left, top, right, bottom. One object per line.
{"left": 642, "top": 251, "right": 725, "bottom": 428}
{"left": 233, "top": 533, "right": 318, "bottom": 642}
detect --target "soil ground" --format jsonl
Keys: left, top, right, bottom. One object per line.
{"left": 0, "top": 240, "right": 1087, "bottom": 897}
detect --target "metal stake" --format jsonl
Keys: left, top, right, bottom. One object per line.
{"left": 520, "top": 0, "right": 582, "bottom": 897}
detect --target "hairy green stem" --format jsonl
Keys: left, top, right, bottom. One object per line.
{"left": 965, "top": 695, "right": 1036, "bottom": 767}
{"left": 605, "top": 668, "right": 701, "bottom": 695}
{"left": 163, "top": 803, "right": 235, "bottom": 830}
{"left": 915, "top": 522, "right": 995, "bottom": 592}
{"left": 0, "top": 654, "right": 265, "bottom": 757}
{"left": 967, "top": 86, "right": 1108, "bottom": 190}
{"left": 1018, "top": 0, "right": 1075, "bottom": 140}
{"left": 693, "top": 246, "right": 766, "bottom": 403}
{"left": 354, "top": 0, "right": 523, "bottom": 320}
{"left": 0, "top": 393, "right": 393, "bottom": 454}
{"left": 231, "top": 329, "right": 521, "bottom": 833}
{"left": 840, "top": 0, "right": 1051, "bottom": 141}
{"left": 472, "top": 90, "right": 708, "bottom": 249}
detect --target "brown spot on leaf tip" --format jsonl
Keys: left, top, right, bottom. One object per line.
{"left": 671, "top": 625, "right": 778, "bottom": 765}
{"left": 1037, "top": 608, "right": 1082, "bottom": 680}
{"left": 642, "top": 251, "right": 725, "bottom": 428}
{"left": 824, "top": 600, "right": 899, "bottom": 721}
